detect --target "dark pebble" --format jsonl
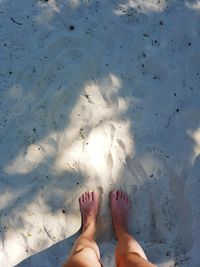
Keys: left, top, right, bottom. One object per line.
{"left": 69, "top": 25, "right": 75, "bottom": 31}
{"left": 166, "top": 251, "right": 171, "bottom": 256}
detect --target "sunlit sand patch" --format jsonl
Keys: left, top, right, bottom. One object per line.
{"left": 88, "top": 120, "right": 133, "bottom": 179}
{"left": 26, "top": 144, "right": 45, "bottom": 163}
{"left": 4, "top": 153, "right": 35, "bottom": 175}
{"left": 55, "top": 74, "right": 134, "bottom": 183}
{"left": 68, "top": 0, "right": 82, "bottom": 9}
{"left": 185, "top": 0, "right": 200, "bottom": 10}
{"left": 0, "top": 190, "right": 16, "bottom": 210}
{"left": 114, "top": 0, "right": 167, "bottom": 15}
{"left": 188, "top": 128, "right": 200, "bottom": 164}
{"left": 36, "top": 0, "right": 59, "bottom": 23}
{"left": 87, "top": 124, "right": 114, "bottom": 174}
{"left": 3, "top": 232, "right": 26, "bottom": 267}
{"left": 56, "top": 120, "right": 133, "bottom": 184}
{"left": 56, "top": 140, "right": 83, "bottom": 172}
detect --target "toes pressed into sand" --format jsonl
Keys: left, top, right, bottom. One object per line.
{"left": 79, "top": 191, "right": 99, "bottom": 231}
{"left": 78, "top": 190, "right": 130, "bottom": 236}
{"left": 110, "top": 190, "right": 131, "bottom": 238}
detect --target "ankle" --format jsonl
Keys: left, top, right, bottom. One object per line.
{"left": 82, "top": 220, "right": 96, "bottom": 235}
{"left": 115, "top": 227, "right": 129, "bottom": 238}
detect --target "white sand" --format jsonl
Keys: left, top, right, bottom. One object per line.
{"left": 0, "top": 0, "right": 200, "bottom": 266}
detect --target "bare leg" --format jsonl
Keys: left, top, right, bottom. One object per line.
{"left": 110, "top": 190, "right": 155, "bottom": 267}
{"left": 63, "top": 191, "right": 101, "bottom": 267}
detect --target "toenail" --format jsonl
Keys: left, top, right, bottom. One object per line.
{"left": 116, "top": 190, "right": 121, "bottom": 199}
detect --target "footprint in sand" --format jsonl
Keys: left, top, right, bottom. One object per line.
{"left": 119, "top": 146, "right": 193, "bottom": 259}
{"left": 140, "top": 147, "right": 193, "bottom": 254}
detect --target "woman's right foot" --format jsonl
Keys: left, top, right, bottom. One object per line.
{"left": 110, "top": 190, "right": 131, "bottom": 239}
{"left": 79, "top": 191, "right": 99, "bottom": 233}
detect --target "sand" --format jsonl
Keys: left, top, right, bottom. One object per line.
{"left": 0, "top": 0, "right": 200, "bottom": 266}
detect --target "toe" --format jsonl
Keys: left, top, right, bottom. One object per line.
{"left": 110, "top": 190, "right": 117, "bottom": 200}
{"left": 123, "top": 191, "right": 126, "bottom": 200}
{"left": 87, "top": 192, "right": 90, "bottom": 200}
{"left": 117, "top": 190, "right": 121, "bottom": 200}
{"left": 124, "top": 192, "right": 128, "bottom": 200}
{"left": 82, "top": 193, "right": 85, "bottom": 202}
{"left": 93, "top": 191, "right": 99, "bottom": 201}
{"left": 88, "top": 191, "right": 92, "bottom": 201}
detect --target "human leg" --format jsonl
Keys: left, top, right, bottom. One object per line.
{"left": 110, "top": 190, "right": 156, "bottom": 267}
{"left": 63, "top": 191, "right": 101, "bottom": 267}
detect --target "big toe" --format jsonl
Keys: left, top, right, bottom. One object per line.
{"left": 92, "top": 191, "right": 99, "bottom": 202}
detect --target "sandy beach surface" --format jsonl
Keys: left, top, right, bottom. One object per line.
{"left": 0, "top": 0, "right": 200, "bottom": 266}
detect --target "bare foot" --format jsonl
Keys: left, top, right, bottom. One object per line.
{"left": 79, "top": 191, "right": 99, "bottom": 233}
{"left": 110, "top": 190, "right": 131, "bottom": 239}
